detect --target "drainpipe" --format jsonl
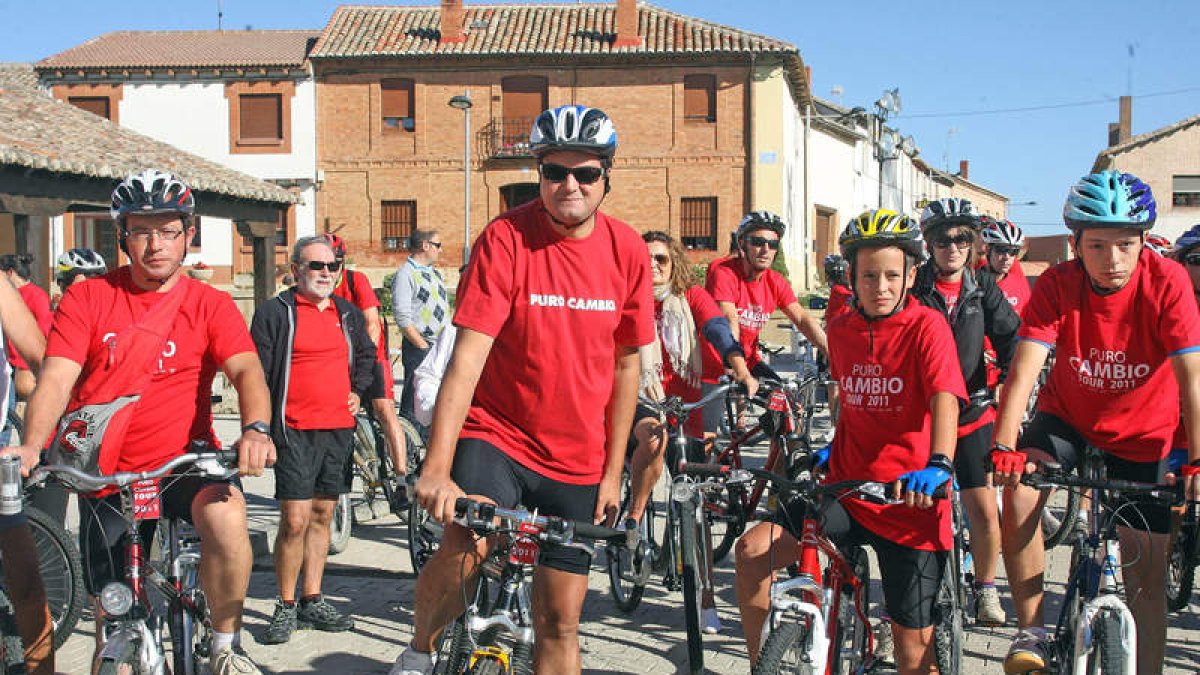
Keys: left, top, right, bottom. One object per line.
{"left": 803, "top": 102, "right": 811, "bottom": 290}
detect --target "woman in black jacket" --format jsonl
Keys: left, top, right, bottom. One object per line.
{"left": 914, "top": 198, "right": 1020, "bottom": 627}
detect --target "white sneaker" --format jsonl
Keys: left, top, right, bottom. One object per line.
{"left": 702, "top": 607, "right": 722, "bottom": 635}
{"left": 974, "top": 585, "right": 1007, "bottom": 627}
{"left": 389, "top": 646, "right": 437, "bottom": 675}
{"left": 210, "top": 647, "right": 263, "bottom": 675}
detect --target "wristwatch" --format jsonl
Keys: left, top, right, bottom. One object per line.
{"left": 242, "top": 421, "right": 270, "bottom": 436}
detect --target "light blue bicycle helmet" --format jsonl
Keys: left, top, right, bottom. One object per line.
{"left": 1063, "top": 170, "right": 1156, "bottom": 231}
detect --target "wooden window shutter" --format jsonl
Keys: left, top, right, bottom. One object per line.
{"left": 68, "top": 96, "right": 111, "bottom": 120}
{"left": 683, "top": 75, "right": 716, "bottom": 123}
{"left": 239, "top": 94, "right": 283, "bottom": 141}
{"left": 381, "top": 79, "right": 415, "bottom": 130}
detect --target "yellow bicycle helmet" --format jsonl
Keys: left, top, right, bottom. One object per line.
{"left": 838, "top": 209, "right": 924, "bottom": 260}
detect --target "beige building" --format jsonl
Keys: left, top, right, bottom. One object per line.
{"left": 1092, "top": 96, "right": 1200, "bottom": 243}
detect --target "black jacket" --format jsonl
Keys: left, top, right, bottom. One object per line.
{"left": 912, "top": 263, "right": 1020, "bottom": 424}
{"left": 250, "top": 288, "right": 377, "bottom": 446}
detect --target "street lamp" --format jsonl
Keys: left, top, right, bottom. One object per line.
{"left": 873, "top": 88, "right": 902, "bottom": 208}
{"left": 448, "top": 92, "right": 473, "bottom": 263}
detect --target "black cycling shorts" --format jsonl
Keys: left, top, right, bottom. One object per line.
{"left": 274, "top": 427, "right": 355, "bottom": 501}
{"left": 774, "top": 498, "right": 946, "bottom": 629}
{"left": 452, "top": 438, "right": 599, "bottom": 575}
{"left": 954, "top": 422, "right": 993, "bottom": 490}
{"left": 78, "top": 473, "right": 241, "bottom": 595}
{"left": 1020, "top": 412, "right": 1171, "bottom": 534}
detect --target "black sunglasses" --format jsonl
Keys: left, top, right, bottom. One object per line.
{"left": 932, "top": 233, "right": 973, "bottom": 249}
{"left": 540, "top": 164, "right": 606, "bottom": 185}
{"left": 990, "top": 245, "right": 1020, "bottom": 257}
{"left": 650, "top": 253, "right": 671, "bottom": 266}
{"left": 1185, "top": 254, "right": 1200, "bottom": 267}
{"left": 744, "top": 235, "right": 781, "bottom": 250}
{"left": 302, "top": 260, "right": 343, "bottom": 272}
{"left": 428, "top": 241, "right": 442, "bottom": 249}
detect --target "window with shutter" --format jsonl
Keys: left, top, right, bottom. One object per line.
{"left": 680, "top": 197, "right": 718, "bottom": 250}
{"left": 68, "top": 96, "right": 111, "bottom": 120}
{"left": 382, "top": 79, "right": 415, "bottom": 132}
{"left": 382, "top": 201, "right": 417, "bottom": 252}
{"left": 683, "top": 75, "right": 716, "bottom": 123}
{"left": 238, "top": 94, "right": 283, "bottom": 143}
{"left": 501, "top": 76, "right": 547, "bottom": 149}
{"left": 1174, "top": 175, "right": 1200, "bottom": 207}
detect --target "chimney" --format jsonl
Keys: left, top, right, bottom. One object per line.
{"left": 614, "top": 0, "right": 643, "bottom": 48}
{"left": 959, "top": 160, "right": 970, "bottom": 181}
{"left": 1108, "top": 122, "right": 1121, "bottom": 147}
{"left": 439, "top": 0, "right": 466, "bottom": 44}
{"left": 1118, "top": 95, "right": 1131, "bottom": 143}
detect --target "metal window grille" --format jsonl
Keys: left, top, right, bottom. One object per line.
{"left": 680, "top": 197, "right": 718, "bottom": 250}
{"left": 382, "top": 200, "right": 416, "bottom": 252}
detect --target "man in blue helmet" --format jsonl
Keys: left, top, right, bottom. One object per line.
{"left": 390, "top": 105, "right": 654, "bottom": 675}
{"left": 991, "top": 170, "right": 1200, "bottom": 673}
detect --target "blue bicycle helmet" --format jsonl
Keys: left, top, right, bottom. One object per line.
{"left": 1063, "top": 170, "right": 1156, "bottom": 231}
{"left": 1174, "top": 224, "right": 1200, "bottom": 259}
{"left": 529, "top": 105, "right": 618, "bottom": 160}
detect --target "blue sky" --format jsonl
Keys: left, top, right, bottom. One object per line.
{"left": 3, "top": 0, "right": 1196, "bottom": 235}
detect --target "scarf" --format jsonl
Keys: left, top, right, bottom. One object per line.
{"left": 639, "top": 283, "right": 703, "bottom": 401}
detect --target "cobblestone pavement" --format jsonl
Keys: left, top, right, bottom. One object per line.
{"left": 51, "top": 324, "right": 1200, "bottom": 673}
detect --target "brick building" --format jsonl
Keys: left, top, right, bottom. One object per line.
{"left": 310, "top": 0, "right": 811, "bottom": 283}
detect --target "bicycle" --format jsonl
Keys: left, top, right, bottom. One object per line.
{"left": 28, "top": 446, "right": 239, "bottom": 675}
{"left": 0, "top": 502, "right": 84, "bottom": 650}
{"left": 333, "top": 407, "right": 424, "bottom": 556}
{"left": 1167, "top": 497, "right": 1199, "bottom": 612}
{"left": 435, "top": 498, "right": 633, "bottom": 675}
{"left": 1019, "top": 456, "right": 1186, "bottom": 674}
{"left": 707, "top": 375, "right": 821, "bottom": 563}
{"left": 682, "top": 463, "right": 948, "bottom": 675}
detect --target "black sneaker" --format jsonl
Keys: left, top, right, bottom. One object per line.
{"left": 260, "top": 599, "right": 298, "bottom": 644}
{"left": 297, "top": 596, "right": 354, "bottom": 632}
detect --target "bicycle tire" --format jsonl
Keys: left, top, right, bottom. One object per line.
{"left": 14, "top": 505, "right": 84, "bottom": 649}
{"left": 1043, "top": 485, "right": 1082, "bottom": 549}
{"left": 752, "top": 622, "right": 814, "bottom": 675}
{"left": 0, "top": 590, "right": 27, "bottom": 675}
{"left": 407, "top": 492, "right": 442, "bottom": 574}
{"left": 397, "top": 416, "right": 425, "bottom": 477}
{"left": 328, "top": 492, "right": 353, "bottom": 555}
{"left": 606, "top": 471, "right": 647, "bottom": 613}
{"left": 351, "top": 417, "right": 389, "bottom": 519}
{"left": 709, "top": 482, "right": 747, "bottom": 564}
{"left": 1167, "top": 512, "right": 1197, "bottom": 612}
{"left": 168, "top": 598, "right": 204, "bottom": 675}
{"left": 1088, "top": 608, "right": 1127, "bottom": 675}
{"left": 94, "top": 638, "right": 140, "bottom": 675}
{"left": 830, "top": 547, "right": 871, "bottom": 675}
{"left": 436, "top": 618, "right": 473, "bottom": 675}
{"left": 371, "top": 418, "right": 398, "bottom": 511}
{"left": 932, "top": 547, "right": 962, "bottom": 675}
{"left": 678, "top": 498, "right": 705, "bottom": 675}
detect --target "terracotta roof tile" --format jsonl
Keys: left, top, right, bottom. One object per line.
{"left": 0, "top": 63, "right": 38, "bottom": 92}
{"left": 1096, "top": 113, "right": 1200, "bottom": 159}
{"left": 311, "top": 3, "right": 796, "bottom": 58}
{"left": 37, "top": 30, "right": 321, "bottom": 70}
{"left": 0, "top": 88, "right": 300, "bottom": 205}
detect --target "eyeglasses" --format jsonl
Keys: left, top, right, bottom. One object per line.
{"left": 990, "top": 245, "right": 1021, "bottom": 257}
{"left": 650, "top": 253, "right": 671, "bottom": 266}
{"left": 744, "top": 235, "right": 781, "bottom": 250}
{"left": 931, "top": 234, "right": 973, "bottom": 249}
{"left": 540, "top": 164, "right": 606, "bottom": 185}
{"left": 124, "top": 228, "right": 185, "bottom": 243}
{"left": 428, "top": 241, "right": 442, "bottom": 249}
{"left": 301, "top": 260, "right": 343, "bottom": 272}
{"left": 1185, "top": 254, "right": 1200, "bottom": 267}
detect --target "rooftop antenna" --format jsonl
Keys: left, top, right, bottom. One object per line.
{"left": 943, "top": 127, "right": 958, "bottom": 172}
{"left": 218, "top": 0, "right": 224, "bottom": 30}
{"left": 830, "top": 85, "right": 844, "bottom": 106}
{"left": 1126, "top": 43, "right": 1135, "bottom": 96}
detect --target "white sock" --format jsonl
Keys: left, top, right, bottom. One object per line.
{"left": 212, "top": 631, "right": 236, "bottom": 654}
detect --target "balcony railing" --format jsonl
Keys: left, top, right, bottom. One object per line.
{"left": 478, "top": 117, "right": 536, "bottom": 159}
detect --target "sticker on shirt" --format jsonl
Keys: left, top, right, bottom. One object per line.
{"left": 839, "top": 362, "right": 908, "bottom": 414}
{"left": 738, "top": 305, "right": 771, "bottom": 331}
{"left": 1068, "top": 349, "right": 1153, "bottom": 392}
{"left": 528, "top": 293, "right": 617, "bottom": 312}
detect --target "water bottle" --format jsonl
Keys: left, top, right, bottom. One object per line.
{"left": 0, "top": 454, "right": 22, "bottom": 516}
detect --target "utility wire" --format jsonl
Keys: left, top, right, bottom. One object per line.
{"left": 902, "top": 86, "right": 1200, "bottom": 119}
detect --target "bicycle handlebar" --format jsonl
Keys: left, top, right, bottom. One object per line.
{"left": 452, "top": 498, "right": 633, "bottom": 548}
{"left": 680, "top": 462, "right": 950, "bottom": 503}
{"left": 1021, "top": 462, "right": 1184, "bottom": 505}
{"left": 30, "top": 448, "right": 240, "bottom": 494}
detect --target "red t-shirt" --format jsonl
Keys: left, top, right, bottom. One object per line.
{"left": 934, "top": 278, "right": 962, "bottom": 317}
{"left": 656, "top": 286, "right": 722, "bottom": 438}
{"left": 1020, "top": 250, "right": 1200, "bottom": 462}
{"left": 8, "top": 283, "right": 52, "bottom": 370}
{"left": 825, "top": 298, "right": 967, "bottom": 551}
{"left": 985, "top": 259, "right": 1032, "bottom": 388}
{"left": 826, "top": 283, "right": 853, "bottom": 322}
{"left": 47, "top": 270, "right": 255, "bottom": 473}
{"left": 285, "top": 295, "right": 353, "bottom": 430}
{"left": 702, "top": 259, "right": 797, "bottom": 380}
{"left": 333, "top": 270, "right": 388, "bottom": 364}
{"left": 453, "top": 201, "right": 656, "bottom": 484}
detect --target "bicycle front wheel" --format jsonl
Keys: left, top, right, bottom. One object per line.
{"left": 932, "top": 547, "right": 962, "bottom": 675}
{"left": 606, "top": 471, "right": 648, "bottom": 613}
{"left": 21, "top": 505, "right": 84, "bottom": 649}
{"left": 678, "top": 498, "right": 705, "bottom": 675}
{"left": 1087, "top": 608, "right": 1128, "bottom": 675}
{"left": 1167, "top": 508, "right": 1197, "bottom": 612}
{"left": 95, "top": 638, "right": 140, "bottom": 675}
{"left": 328, "top": 493, "right": 353, "bottom": 555}
{"left": 752, "top": 622, "right": 814, "bottom": 675}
